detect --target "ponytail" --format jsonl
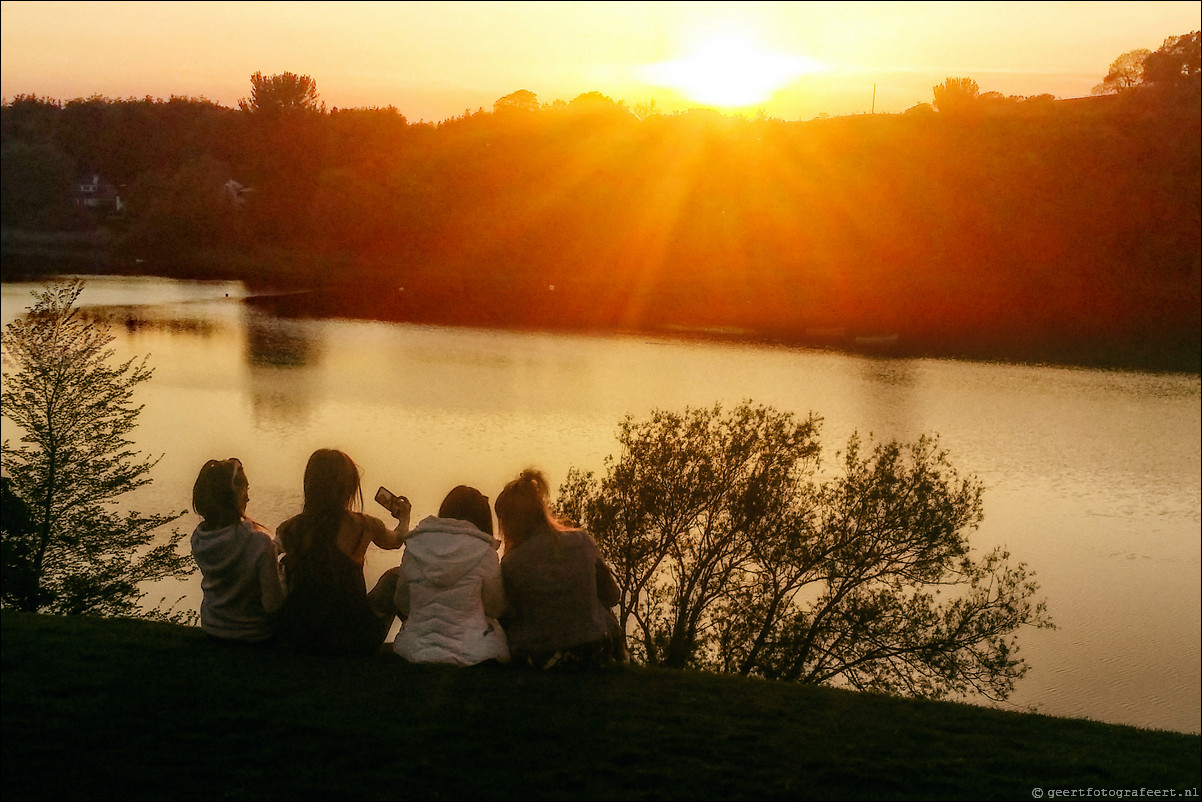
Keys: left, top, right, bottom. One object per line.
{"left": 495, "top": 468, "right": 563, "bottom": 552}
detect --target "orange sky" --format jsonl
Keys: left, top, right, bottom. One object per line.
{"left": 2, "top": 1, "right": 1199, "bottom": 121}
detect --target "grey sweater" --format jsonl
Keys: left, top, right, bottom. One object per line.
{"left": 191, "top": 518, "right": 286, "bottom": 642}
{"left": 500, "top": 528, "right": 620, "bottom": 655}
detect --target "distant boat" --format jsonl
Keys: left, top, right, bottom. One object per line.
{"left": 853, "top": 333, "right": 899, "bottom": 347}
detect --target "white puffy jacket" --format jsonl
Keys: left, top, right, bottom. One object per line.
{"left": 392, "top": 516, "right": 510, "bottom": 666}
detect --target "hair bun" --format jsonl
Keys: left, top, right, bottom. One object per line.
{"left": 519, "top": 469, "right": 549, "bottom": 498}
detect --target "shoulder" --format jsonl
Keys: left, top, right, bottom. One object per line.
{"left": 562, "top": 528, "right": 598, "bottom": 549}
{"left": 350, "top": 511, "right": 387, "bottom": 532}
{"left": 245, "top": 518, "right": 274, "bottom": 537}
{"left": 347, "top": 511, "right": 390, "bottom": 554}
{"left": 239, "top": 519, "right": 277, "bottom": 549}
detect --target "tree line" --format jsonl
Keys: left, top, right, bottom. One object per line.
{"left": 1, "top": 32, "right": 1199, "bottom": 367}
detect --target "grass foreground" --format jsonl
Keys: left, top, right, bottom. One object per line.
{"left": 2, "top": 611, "right": 1198, "bottom": 801}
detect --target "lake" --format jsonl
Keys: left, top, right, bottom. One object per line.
{"left": 2, "top": 275, "right": 1198, "bottom": 734}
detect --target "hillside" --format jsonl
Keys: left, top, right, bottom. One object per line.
{"left": 2, "top": 612, "right": 1198, "bottom": 801}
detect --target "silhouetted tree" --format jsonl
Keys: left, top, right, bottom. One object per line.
{"left": 0, "top": 140, "right": 75, "bottom": 228}
{"left": 493, "top": 89, "right": 540, "bottom": 114}
{"left": 567, "top": 91, "right": 630, "bottom": 117}
{"left": 123, "top": 154, "right": 237, "bottom": 255}
{"left": 238, "top": 71, "right": 324, "bottom": 117}
{"left": 1142, "top": 31, "right": 1201, "bottom": 89}
{"left": 0, "top": 476, "right": 38, "bottom": 610}
{"left": 0, "top": 94, "right": 62, "bottom": 144}
{"left": 557, "top": 401, "right": 1053, "bottom": 701}
{"left": 1, "top": 282, "right": 193, "bottom": 618}
{"left": 1092, "top": 49, "right": 1151, "bottom": 95}
{"left": 932, "top": 77, "right": 980, "bottom": 112}
{"left": 234, "top": 72, "right": 328, "bottom": 243}
{"left": 632, "top": 98, "right": 660, "bottom": 119}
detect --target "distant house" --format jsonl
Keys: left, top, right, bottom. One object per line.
{"left": 223, "top": 179, "right": 254, "bottom": 208}
{"left": 70, "top": 173, "right": 123, "bottom": 212}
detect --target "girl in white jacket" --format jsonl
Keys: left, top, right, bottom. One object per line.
{"left": 190, "top": 458, "right": 285, "bottom": 644}
{"left": 392, "top": 486, "right": 509, "bottom": 666}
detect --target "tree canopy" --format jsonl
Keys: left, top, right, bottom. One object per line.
{"left": 1142, "top": 31, "right": 1201, "bottom": 89}
{"left": 557, "top": 402, "right": 1054, "bottom": 701}
{"left": 1092, "top": 49, "right": 1151, "bottom": 94}
{"left": 493, "top": 89, "right": 540, "bottom": 114}
{"left": 238, "top": 71, "right": 323, "bottom": 117}
{"left": 1, "top": 282, "right": 194, "bottom": 618}
{"left": 932, "top": 76, "right": 980, "bottom": 112}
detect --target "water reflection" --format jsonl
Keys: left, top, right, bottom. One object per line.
{"left": 854, "top": 355, "right": 920, "bottom": 440}
{"left": 244, "top": 309, "right": 320, "bottom": 369}
{"left": 76, "top": 306, "right": 219, "bottom": 336}
{"left": 240, "top": 309, "right": 323, "bottom": 429}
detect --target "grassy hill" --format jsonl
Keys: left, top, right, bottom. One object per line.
{"left": 2, "top": 611, "right": 1198, "bottom": 801}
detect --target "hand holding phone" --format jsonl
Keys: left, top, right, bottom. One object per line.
{"left": 375, "top": 486, "right": 410, "bottom": 518}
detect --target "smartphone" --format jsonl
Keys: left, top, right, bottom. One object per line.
{"left": 375, "top": 486, "right": 398, "bottom": 510}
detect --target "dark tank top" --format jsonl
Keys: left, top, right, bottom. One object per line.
{"left": 278, "top": 516, "right": 383, "bottom": 656}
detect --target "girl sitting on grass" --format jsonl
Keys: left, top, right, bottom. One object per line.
{"left": 495, "top": 469, "right": 626, "bottom": 670}
{"left": 391, "top": 485, "right": 510, "bottom": 666}
{"left": 190, "top": 458, "right": 286, "bottom": 645}
{"left": 276, "top": 448, "right": 410, "bottom": 656}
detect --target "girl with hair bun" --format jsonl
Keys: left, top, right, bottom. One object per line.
{"left": 495, "top": 468, "right": 625, "bottom": 669}
{"left": 276, "top": 448, "right": 410, "bottom": 656}
{"left": 190, "top": 458, "right": 285, "bottom": 644}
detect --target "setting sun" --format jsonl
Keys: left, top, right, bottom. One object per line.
{"left": 639, "top": 32, "right": 827, "bottom": 108}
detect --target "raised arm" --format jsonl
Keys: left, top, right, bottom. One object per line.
{"left": 367, "top": 496, "right": 412, "bottom": 550}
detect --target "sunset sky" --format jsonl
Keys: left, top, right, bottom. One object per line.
{"left": 2, "top": 1, "right": 1199, "bottom": 121}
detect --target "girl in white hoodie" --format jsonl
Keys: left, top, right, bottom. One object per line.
{"left": 392, "top": 485, "right": 509, "bottom": 666}
{"left": 190, "top": 458, "right": 285, "bottom": 644}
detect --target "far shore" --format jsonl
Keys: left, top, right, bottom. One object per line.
{"left": 3, "top": 242, "right": 1199, "bottom": 375}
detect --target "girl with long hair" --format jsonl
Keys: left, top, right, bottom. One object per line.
{"left": 276, "top": 448, "right": 409, "bottom": 655}
{"left": 190, "top": 458, "right": 285, "bottom": 644}
{"left": 495, "top": 468, "right": 624, "bottom": 669}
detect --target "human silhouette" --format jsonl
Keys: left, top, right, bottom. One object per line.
{"left": 276, "top": 449, "right": 409, "bottom": 655}
{"left": 495, "top": 469, "right": 625, "bottom": 669}
{"left": 190, "top": 458, "right": 285, "bottom": 644}
{"left": 390, "top": 485, "right": 509, "bottom": 666}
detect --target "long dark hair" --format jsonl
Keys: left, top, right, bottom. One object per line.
{"left": 283, "top": 449, "right": 362, "bottom": 557}
{"left": 494, "top": 469, "right": 565, "bottom": 553}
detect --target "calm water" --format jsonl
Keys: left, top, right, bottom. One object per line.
{"left": 2, "top": 275, "right": 1198, "bottom": 734}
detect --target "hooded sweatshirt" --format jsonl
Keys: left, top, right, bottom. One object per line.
{"left": 392, "top": 516, "right": 509, "bottom": 666}
{"left": 191, "top": 518, "right": 286, "bottom": 642}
